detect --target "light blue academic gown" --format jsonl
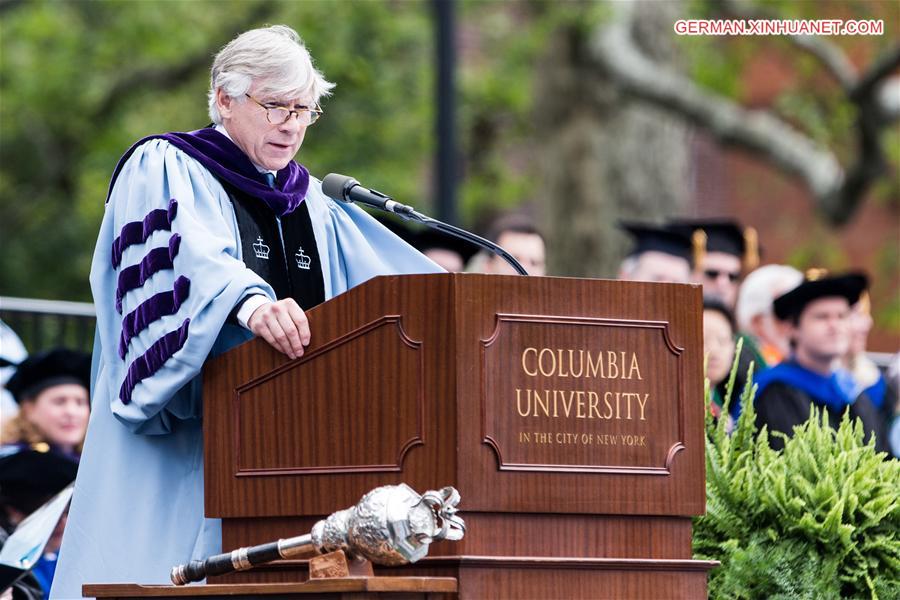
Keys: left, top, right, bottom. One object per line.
{"left": 50, "top": 140, "right": 441, "bottom": 599}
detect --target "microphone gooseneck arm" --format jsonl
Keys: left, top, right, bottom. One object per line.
{"left": 321, "top": 173, "right": 528, "bottom": 276}
{"left": 405, "top": 211, "right": 528, "bottom": 276}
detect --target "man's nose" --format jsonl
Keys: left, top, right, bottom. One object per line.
{"left": 278, "top": 114, "right": 304, "bottom": 133}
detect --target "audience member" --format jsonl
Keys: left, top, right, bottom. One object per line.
{"left": 753, "top": 271, "right": 885, "bottom": 451}
{"left": 885, "top": 354, "right": 900, "bottom": 458}
{"left": 669, "top": 219, "right": 758, "bottom": 310}
{"left": 1, "top": 349, "right": 91, "bottom": 459}
{"left": 479, "top": 214, "right": 546, "bottom": 276}
{"left": 843, "top": 292, "right": 888, "bottom": 412}
{"left": 703, "top": 297, "right": 740, "bottom": 431}
{"left": 735, "top": 264, "right": 804, "bottom": 367}
{"left": 617, "top": 222, "right": 692, "bottom": 283}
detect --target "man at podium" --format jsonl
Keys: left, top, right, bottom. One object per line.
{"left": 51, "top": 25, "right": 441, "bottom": 598}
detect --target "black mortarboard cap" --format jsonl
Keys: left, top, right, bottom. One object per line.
{"left": 0, "top": 444, "right": 78, "bottom": 515}
{"left": 668, "top": 218, "right": 760, "bottom": 270}
{"left": 619, "top": 221, "right": 693, "bottom": 264}
{"left": 5, "top": 348, "right": 91, "bottom": 404}
{"left": 773, "top": 270, "right": 868, "bottom": 321}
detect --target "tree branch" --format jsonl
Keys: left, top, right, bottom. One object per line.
{"left": 713, "top": 0, "right": 857, "bottom": 91}
{"left": 590, "top": 1, "right": 895, "bottom": 225}
{"left": 850, "top": 44, "right": 900, "bottom": 103}
{"left": 591, "top": 7, "right": 841, "bottom": 203}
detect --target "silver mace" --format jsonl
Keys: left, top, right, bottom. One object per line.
{"left": 171, "top": 484, "right": 465, "bottom": 585}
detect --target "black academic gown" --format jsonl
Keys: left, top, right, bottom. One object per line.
{"left": 755, "top": 382, "right": 887, "bottom": 452}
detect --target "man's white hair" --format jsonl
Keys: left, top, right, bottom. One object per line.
{"left": 208, "top": 25, "right": 335, "bottom": 124}
{"left": 735, "top": 264, "right": 803, "bottom": 332}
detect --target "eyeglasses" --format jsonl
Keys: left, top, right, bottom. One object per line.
{"left": 703, "top": 269, "right": 741, "bottom": 283}
{"left": 245, "top": 94, "right": 323, "bottom": 126}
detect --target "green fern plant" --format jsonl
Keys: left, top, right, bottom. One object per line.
{"left": 694, "top": 352, "right": 900, "bottom": 599}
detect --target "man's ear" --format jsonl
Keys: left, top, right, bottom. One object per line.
{"left": 750, "top": 313, "right": 766, "bottom": 336}
{"left": 216, "top": 88, "right": 234, "bottom": 119}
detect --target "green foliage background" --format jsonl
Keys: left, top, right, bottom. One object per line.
{"left": 696, "top": 363, "right": 900, "bottom": 599}
{"left": 0, "top": 0, "right": 437, "bottom": 300}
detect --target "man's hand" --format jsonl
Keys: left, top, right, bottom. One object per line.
{"left": 247, "top": 298, "right": 310, "bottom": 359}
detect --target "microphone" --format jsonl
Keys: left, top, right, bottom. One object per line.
{"left": 321, "top": 173, "right": 528, "bottom": 275}
{"left": 322, "top": 173, "right": 415, "bottom": 216}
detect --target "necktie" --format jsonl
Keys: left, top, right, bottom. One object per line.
{"left": 264, "top": 172, "right": 276, "bottom": 189}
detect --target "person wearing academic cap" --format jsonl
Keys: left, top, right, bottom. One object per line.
{"left": 753, "top": 271, "right": 886, "bottom": 452}
{"left": 0, "top": 444, "right": 78, "bottom": 599}
{"left": 51, "top": 25, "right": 442, "bottom": 598}
{"left": 1, "top": 349, "right": 91, "bottom": 460}
{"left": 668, "top": 219, "right": 759, "bottom": 310}
{"left": 617, "top": 222, "right": 693, "bottom": 283}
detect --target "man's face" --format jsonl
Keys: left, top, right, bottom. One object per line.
{"left": 847, "top": 302, "right": 873, "bottom": 356}
{"left": 696, "top": 252, "right": 742, "bottom": 308}
{"left": 486, "top": 231, "right": 546, "bottom": 276}
{"left": 792, "top": 297, "right": 851, "bottom": 363}
{"left": 627, "top": 251, "right": 691, "bottom": 283}
{"left": 752, "top": 312, "right": 792, "bottom": 357}
{"left": 217, "top": 84, "right": 309, "bottom": 171}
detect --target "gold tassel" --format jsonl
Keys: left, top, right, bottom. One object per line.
{"left": 805, "top": 267, "right": 829, "bottom": 281}
{"left": 692, "top": 229, "right": 707, "bottom": 269}
{"left": 857, "top": 290, "right": 871, "bottom": 314}
{"left": 743, "top": 227, "right": 759, "bottom": 272}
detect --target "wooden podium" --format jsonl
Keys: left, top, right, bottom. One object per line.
{"left": 200, "top": 274, "right": 716, "bottom": 599}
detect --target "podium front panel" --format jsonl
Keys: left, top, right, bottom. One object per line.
{"left": 204, "top": 274, "right": 704, "bottom": 517}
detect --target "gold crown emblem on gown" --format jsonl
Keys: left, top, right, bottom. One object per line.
{"left": 253, "top": 236, "right": 270, "bottom": 260}
{"left": 295, "top": 247, "right": 312, "bottom": 270}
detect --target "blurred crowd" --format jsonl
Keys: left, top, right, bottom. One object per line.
{"left": 613, "top": 217, "right": 898, "bottom": 457}
{"left": 0, "top": 211, "right": 896, "bottom": 596}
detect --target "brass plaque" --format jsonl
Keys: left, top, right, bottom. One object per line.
{"left": 482, "top": 314, "right": 685, "bottom": 474}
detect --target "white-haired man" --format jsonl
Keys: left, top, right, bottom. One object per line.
{"left": 51, "top": 26, "right": 440, "bottom": 596}
{"left": 735, "top": 264, "right": 803, "bottom": 367}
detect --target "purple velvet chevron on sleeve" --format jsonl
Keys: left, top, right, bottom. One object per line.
{"left": 111, "top": 199, "right": 178, "bottom": 268}
{"left": 118, "top": 276, "right": 191, "bottom": 359}
{"left": 119, "top": 319, "right": 190, "bottom": 405}
{"left": 115, "top": 234, "right": 182, "bottom": 313}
